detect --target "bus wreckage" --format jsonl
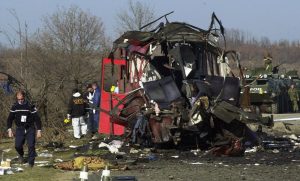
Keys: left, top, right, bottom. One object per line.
{"left": 99, "top": 13, "right": 273, "bottom": 156}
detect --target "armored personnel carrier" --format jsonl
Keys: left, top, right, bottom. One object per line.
{"left": 243, "top": 62, "right": 290, "bottom": 113}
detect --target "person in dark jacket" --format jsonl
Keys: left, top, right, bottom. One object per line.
{"left": 91, "top": 82, "right": 101, "bottom": 139}
{"left": 68, "top": 89, "right": 88, "bottom": 139}
{"left": 7, "top": 90, "right": 42, "bottom": 168}
{"left": 83, "top": 84, "right": 95, "bottom": 137}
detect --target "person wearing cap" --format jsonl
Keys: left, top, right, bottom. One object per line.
{"left": 288, "top": 84, "right": 299, "bottom": 112}
{"left": 67, "top": 88, "right": 88, "bottom": 139}
{"left": 7, "top": 90, "right": 42, "bottom": 168}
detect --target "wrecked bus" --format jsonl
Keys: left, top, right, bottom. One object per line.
{"left": 99, "top": 13, "right": 272, "bottom": 154}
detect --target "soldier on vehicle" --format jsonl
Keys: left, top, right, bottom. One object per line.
{"left": 288, "top": 84, "right": 299, "bottom": 112}
{"left": 264, "top": 55, "right": 273, "bottom": 72}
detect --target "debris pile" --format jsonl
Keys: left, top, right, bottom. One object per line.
{"left": 102, "top": 12, "right": 273, "bottom": 156}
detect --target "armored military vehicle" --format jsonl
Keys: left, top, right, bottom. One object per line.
{"left": 243, "top": 63, "right": 290, "bottom": 114}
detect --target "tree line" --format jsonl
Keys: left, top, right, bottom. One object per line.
{"left": 226, "top": 28, "right": 300, "bottom": 71}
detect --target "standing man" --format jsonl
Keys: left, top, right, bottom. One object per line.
{"left": 68, "top": 88, "right": 88, "bottom": 139}
{"left": 83, "top": 84, "right": 95, "bottom": 137}
{"left": 7, "top": 90, "right": 42, "bottom": 168}
{"left": 288, "top": 84, "right": 299, "bottom": 112}
{"left": 91, "top": 82, "right": 101, "bottom": 139}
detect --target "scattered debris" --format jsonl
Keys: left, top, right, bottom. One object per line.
{"left": 36, "top": 163, "right": 51, "bottom": 167}
{"left": 189, "top": 162, "right": 204, "bottom": 165}
{"left": 44, "top": 142, "right": 64, "bottom": 149}
{"left": 2, "top": 149, "right": 11, "bottom": 153}
{"left": 168, "top": 175, "right": 175, "bottom": 180}
{"left": 35, "top": 161, "right": 50, "bottom": 164}
{"left": 5, "top": 169, "right": 14, "bottom": 175}
{"left": 245, "top": 146, "right": 258, "bottom": 153}
{"left": 283, "top": 134, "right": 299, "bottom": 141}
{"left": 15, "top": 167, "right": 23, "bottom": 172}
{"left": 191, "top": 149, "right": 201, "bottom": 156}
{"left": 147, "top": 154, "right": 157, "bottom": 161}
{"left": 69, "top": 145, "right": 79, "bottom": 149}
{"left": 54, "top": 148, "right": 70, "bottom": 152}
{"left": 54, "top": 159, "right": 64, "bottom": 163}
{"left": 210, "top": 139, "right": 245, "bottom": 157}
{"left": 262, "top": 138, "right": 293, "bottom": 150}
{"left": 38, "top": 152, "right": 53, "bottom": 158}
{"left": 129, "top": 148, "right": 140, "bottom": 154}
{"left": 99, "top": 140, "right": 124, "bottom": 154}
{"left": 0, "top": 166, "right": 24, "bottom": 175}
{"left": 54, "top": 156, "right": 110, "bottom": 171}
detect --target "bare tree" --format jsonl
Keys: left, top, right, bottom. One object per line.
{"left": 27, "top": 6, "right": 110, "bottom": 127}
{"left": 115, "top": 0, "right": 156, "bottom": 35}
{"left": 0, "top": 6, "right": 110, "bottom": 139}
{"left": 39, "top": 5, "right": 109, "bottom": 87}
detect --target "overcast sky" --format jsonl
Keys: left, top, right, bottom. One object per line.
{"left": 0, "top": 0, "right": 299, "bottom": 45}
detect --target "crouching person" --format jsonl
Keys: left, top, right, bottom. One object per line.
{"left": 68, "top": 89, "right": 88, "bottom": 139}
{"left": 7, "top": 90, "right": 42, "bottom": 168}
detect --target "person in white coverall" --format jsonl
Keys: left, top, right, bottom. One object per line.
{"left": 67, "top": 89, "right": 88, "bottom": 139}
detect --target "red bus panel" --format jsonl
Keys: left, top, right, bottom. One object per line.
{"left": 99, "top": 58, "right": 126, "bottom": 135}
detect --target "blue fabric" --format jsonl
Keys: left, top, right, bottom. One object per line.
{"left": 93, "top": 110, "right": 99, "bottom": 133}
{"left": 15, "top": 127, "right": 36, "bottom": 165}
{"left": 91, "top": 87, "right": 100, "bottom": 133}
{"left": 87, "top": 110, "right": 93, "bottom": 131}
{"left": 132, "top": 114, "right": 147, "bottom": 143}
{"left": 86, "top": 110, "right": 98, "bottom": 134}
{"left": 92, "top": 87, "right": 101, "bottom": 108}
{"left": 1, "top": 82, "right": 13, "bottom": 94}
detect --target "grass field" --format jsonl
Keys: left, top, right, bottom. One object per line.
{"left": 0, "top": 136, "right": 91, "bottom": 181}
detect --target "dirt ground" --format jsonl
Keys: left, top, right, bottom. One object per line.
{"left": 109, "top": 151, "right": 300, "bottom": 181}
{"left": 1, "top": 115, "right": 300, "bottom": 181}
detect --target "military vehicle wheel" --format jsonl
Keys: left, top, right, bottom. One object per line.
{"left": 271, "top": 103, "right": 278, "bottom": 114}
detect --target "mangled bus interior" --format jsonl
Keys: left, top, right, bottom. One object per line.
{"left": 100, "top": 12, "right": 272, "bottom": 154}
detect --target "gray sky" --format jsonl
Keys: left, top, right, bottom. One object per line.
{"left": 0, "top": 0, "right": 299, "bottom": 45}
